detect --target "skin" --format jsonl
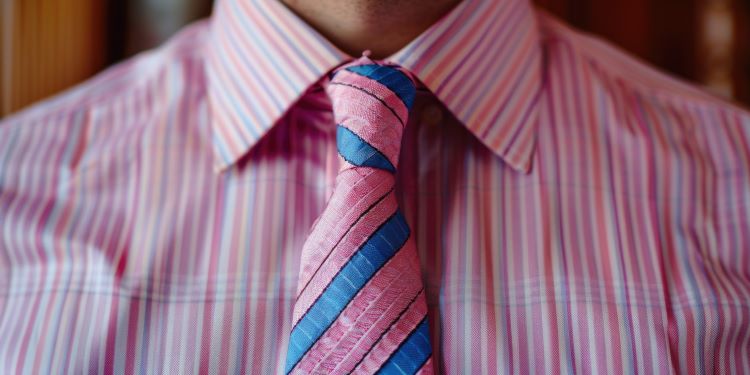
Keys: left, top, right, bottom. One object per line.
{"left": 281, "top": 0, "right": 463, "bottom": 59}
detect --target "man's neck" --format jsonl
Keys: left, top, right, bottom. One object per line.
{"left": 281, "top": 0, "right": 462, "bottom": 59}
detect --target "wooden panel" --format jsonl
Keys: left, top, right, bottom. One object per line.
{"left": 734, "top": 0, "right": 750, "bottom": 104}
{"left": 123, "top": 0, "right": 213, "bottom": 57}
{"left": 586, "top": 0, "right": 652, "bottom": 58}
{"left": 534, "top": 0, "right": 750, "bottom": 105}
{"left": 647, "top": 0, "right": 699, "bottom": 81}
{"left": 698, "top": 0, "right": 736, "bottom": 97}
{"left": 0, "top": 0, "right": 107, "bottom": 117}
{"left": 535, "top": 0, "right": 698, "bottom": 80}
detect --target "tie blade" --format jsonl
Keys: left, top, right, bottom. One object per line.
{"left": 288, "top": 59, "right": 433, "bottom": 374}
{"left": 286, "top": 212, "right": 412, "bottom": 373}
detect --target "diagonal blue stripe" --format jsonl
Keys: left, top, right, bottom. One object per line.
{"left": 345, "top": 64, "right": 416, "bottom": 110}
{"left": 376, "top": 318, "right": 432, "bottom": 375}
{"left": 285, "top": 212, "right": 411, "bottom": 373}
{"left": 337, "top": 125, "right": 396, "bottom": 173}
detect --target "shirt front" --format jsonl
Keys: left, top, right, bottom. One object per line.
{"left": 1, "top": 0, "right": 750, "bottom": 373}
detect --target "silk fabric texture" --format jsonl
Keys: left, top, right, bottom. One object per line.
{"left": 286, "top": 60, "right": 433, "bottom": 374}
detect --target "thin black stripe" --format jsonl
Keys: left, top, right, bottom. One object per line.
{"left": 329, "top": 81, "right": 406, "bottom": 127}
{"left": 295, "top": 187, "right": 394, "bottom": 302}
{"left": 336, "top": 124, "right": 396, "bottom": 173}
{"left": 344, "top": 64, "right": 414, "bottom": 110}
{"left": 371, "top": 316, "right": 429, "bottom": 374}
{"left": 289, "top": 210, "right": 405, "bottom": 333}
{"left": 349, "top": 288, "right": 425, "bottom": 373}
{"left": 287, "top": 230, "right": 412, "bottom": 374}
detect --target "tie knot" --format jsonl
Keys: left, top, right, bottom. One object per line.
{"left": 326, "top": 58, "right": 416, "bottom": 173}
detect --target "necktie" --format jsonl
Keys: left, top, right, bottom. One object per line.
{"left": 284, "top": 57, "right": 434, "bottom": 375}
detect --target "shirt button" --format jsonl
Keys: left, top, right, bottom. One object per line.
{"left": 421, "top": 104, "right": 443, "bottom": 127}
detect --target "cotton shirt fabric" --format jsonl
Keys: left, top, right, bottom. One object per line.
{"left": 1, "top": 0, "right": 750, "bottom": 373}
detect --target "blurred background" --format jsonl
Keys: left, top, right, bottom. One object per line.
{"left": 1, "top": 0, "right": 748, "bottom": 117}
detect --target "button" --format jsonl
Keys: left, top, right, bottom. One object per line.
{"left": 421, "top": 104, "right": 443, "bottom": 127}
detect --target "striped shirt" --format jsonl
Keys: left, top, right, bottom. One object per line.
{"left": 2, "top": 0, "right": 750, "bottom": 373}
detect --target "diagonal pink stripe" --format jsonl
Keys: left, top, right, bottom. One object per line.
{"left": 327, "top": 75, "right": 409, "bottom": 166}
{"left": 292, "top": 192, "right": 399, "bottom": 326}
{"left": 295, "top": 168, "right": 394, "bottom": 295}
{"left": 332, "top": 69, "right": 410, "bottom": 125}
{"left": 348, "top": 251, "right": 429, "bottom": 373}
{"left": 302, "top": 243, "right": 425, "bottom": 374}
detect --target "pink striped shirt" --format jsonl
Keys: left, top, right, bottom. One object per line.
{"left": 2, "top": 0, "right": 750, "bottom": 373}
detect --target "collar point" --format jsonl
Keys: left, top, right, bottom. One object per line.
{"left": 503, "top": 152, "right": 535, "bottom": 175}
{"left": 493, "top": 128, "right": 538, "bottom": 175}
{"left": 212, "top": 157, "right": 233, "bottom": 174}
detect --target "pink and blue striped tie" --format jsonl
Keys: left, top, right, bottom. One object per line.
{"left": 285, "top": 57, "right": 434, "bottom": 375}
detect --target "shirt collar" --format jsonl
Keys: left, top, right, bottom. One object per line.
{"left": 206, "top": 0, "right": 543, "bottom": 173}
